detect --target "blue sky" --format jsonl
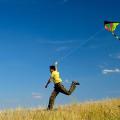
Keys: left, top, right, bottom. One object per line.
{"left": 0, "top": 0, "right": 120, "bottom": 109}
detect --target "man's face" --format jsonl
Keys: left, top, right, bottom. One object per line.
{"left": 50, "top": 69, "right": 54, "bottom": 73}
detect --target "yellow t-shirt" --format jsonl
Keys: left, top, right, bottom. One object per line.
{"left": 51, "top": 71, "right": 62, "bottom": 84}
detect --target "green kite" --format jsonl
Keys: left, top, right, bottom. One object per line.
{"left": 104, "top": 21, "right": 120, "bottom": 40}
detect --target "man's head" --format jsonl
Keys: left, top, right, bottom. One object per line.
{"left": 50, "top": 66, "right": 56, "bottom": 73}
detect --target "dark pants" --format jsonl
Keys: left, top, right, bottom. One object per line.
{"left": 47, "top": 82, "right": 76, "bottom": 110}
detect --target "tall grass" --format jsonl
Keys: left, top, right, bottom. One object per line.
{"left": 0, "top": 99, "right": 120, "bottom": 120}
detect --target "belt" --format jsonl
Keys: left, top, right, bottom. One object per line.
{"left": 55, "top": 82, "right": 61, "bottom": 85}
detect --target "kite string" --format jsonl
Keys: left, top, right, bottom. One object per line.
{"left": 57, "top": 28, "right": 105, "bottom": 63}
{"left": 112, "top": 32, "right": 120, "bottom": 40}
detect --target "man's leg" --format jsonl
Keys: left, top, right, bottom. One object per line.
{"left": 47, "top": 89, "right": 59, "bottom": 110}
{"left": 58, "top": 82, "right": 76, "bottom": 95}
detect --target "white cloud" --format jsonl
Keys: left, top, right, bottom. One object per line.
{"left": 102, "top": 68, "right": 120, "bottom": 74}
{"left": 32, "top": 93, "right": 42, "bottom": 99}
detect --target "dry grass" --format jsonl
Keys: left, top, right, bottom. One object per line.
{"left": 0, "top": 99, "right": 120, "bottom": 120}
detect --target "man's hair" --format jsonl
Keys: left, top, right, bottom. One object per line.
{"left": 50, "top": 66, "right": 56, "bottom": 71}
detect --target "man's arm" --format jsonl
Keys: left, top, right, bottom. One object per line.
{"left": 55, "top": 61, "right": 58, "bottom": 71}
{"left": 45, "top": 78, "right": 51, "bottom": 88}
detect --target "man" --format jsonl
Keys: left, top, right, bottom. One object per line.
{"left": 45, "top": 63, "right": 80, "bottom": 110}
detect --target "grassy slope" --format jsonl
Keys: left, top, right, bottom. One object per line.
{"left": 0, "top": 99, "right": 120, "bottom": 120}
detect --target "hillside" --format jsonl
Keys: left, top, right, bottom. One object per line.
{"left": 0, "top": 99, "right": 120, "bottom": 120}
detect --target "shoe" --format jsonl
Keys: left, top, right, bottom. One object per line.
{"left": 72, "top": 81, "right": 80, "bottom": 85}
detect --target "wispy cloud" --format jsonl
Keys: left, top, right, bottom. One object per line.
{"left": 98, "top": 64, "right": 106, "bottom": 69}
{"left": 117, "top": 55, "right": 120, "bottom": 59}
{"left": 63, "top": 79, "right": 71, "bottom": 84}
{"left": 98, "top": 62, "right": 109, "bottom": 68}
{"left": 107, "top": 90, "right": 120, "bottom": 94}
{"left": 32, "top": 93, "right": 42, "bottom": 99}
{"left": 109, "top": 53, "right": 120, "bottom": 60}
{"left": 102, "top": 68, "right": 120, "bottom": 74}
{"left": 0, "top": 99, "right": 20, "bottom": 104}
{"left": 36, "top": 30, "right": 103, "bottom": 49}
{"left": 56, "top": 46, "right": 69, "bottom": 52}
{"left": 36, "top": 40, "right": 76, "bottom": 45}
{"left": 64, "top": 0, "right": 69, "bottom": 3}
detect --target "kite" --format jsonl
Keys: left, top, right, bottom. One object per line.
{"left": 104, "top": 21, "right": 120, "bottom": 40}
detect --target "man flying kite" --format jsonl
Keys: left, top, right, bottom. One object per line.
{"left": 45, "top": 62, "right": 80, "bottom": 110}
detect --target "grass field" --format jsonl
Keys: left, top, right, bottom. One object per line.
{"left": 0, "top": 99, "right": 120, "bottom": 120}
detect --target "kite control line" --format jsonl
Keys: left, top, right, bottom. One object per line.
{"left": 56, "top": 28, "right": 104, "bottom": 63}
